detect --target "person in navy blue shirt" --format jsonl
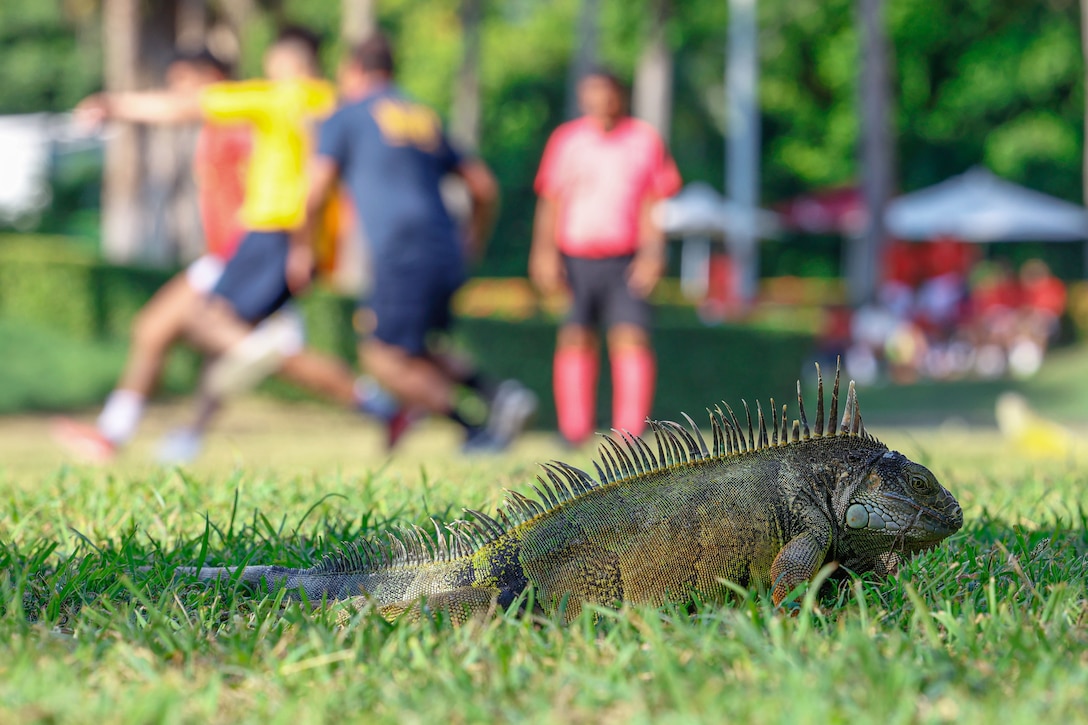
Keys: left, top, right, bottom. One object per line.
{"left": 292, "top": 34, "right": 536, "bottom": 451}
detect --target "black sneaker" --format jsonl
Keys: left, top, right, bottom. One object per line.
{"left": 486, "top": 380, "right": 538, "bottom": 448}
{"left": 461, "top": 427, "right": 507, "bottom": 454}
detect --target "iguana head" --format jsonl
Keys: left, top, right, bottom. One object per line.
{"left": 837, "top": 449, "right": 962, "bottom": 571}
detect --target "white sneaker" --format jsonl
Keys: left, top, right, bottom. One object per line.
{"left": 157, "top": 428, "right": 204, "bottom": 465}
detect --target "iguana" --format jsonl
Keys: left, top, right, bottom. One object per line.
{"left": 177, "top": 365, "right": 963, "bottom": 622}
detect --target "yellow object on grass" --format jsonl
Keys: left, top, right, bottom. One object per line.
{"left": 995, "top": 392, "right": 1080, "bottom": 459}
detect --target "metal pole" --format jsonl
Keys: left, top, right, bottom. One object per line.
{"left": 855, "top": 0, "right": 893, "bottom": 306}
{"left": 725, "top": 0, "right": 760, "bottom": 306}
{"left": 633, "top": 0, "right": 673, "bottom": 139}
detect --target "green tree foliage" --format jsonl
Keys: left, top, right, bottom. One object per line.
{"left": 892, "top": 0, "right": 1083, "bottom": 197}
{"left": 0, "top": 1, "right": 101, "bottom": 114}
{"left": 2, "top": 0, "right": 1083, "bottom": 274}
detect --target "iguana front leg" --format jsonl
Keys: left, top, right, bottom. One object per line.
{"left": 769, "top": 531, "right": 831, "bottom": 607}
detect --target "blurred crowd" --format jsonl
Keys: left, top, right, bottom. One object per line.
{"left": 829, "top": 237, "right": 1068, "bottom": 383}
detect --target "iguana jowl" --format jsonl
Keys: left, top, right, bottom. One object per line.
{"left": 183, "top": 365, "right": 963, "bottom": 621}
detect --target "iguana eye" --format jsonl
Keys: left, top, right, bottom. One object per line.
{"left": 908, "top": 473, "right": 934, "bottom": 495}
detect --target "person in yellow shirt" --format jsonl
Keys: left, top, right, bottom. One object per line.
{"left": 59, "top": 28, "right": 402, "bottom": 462}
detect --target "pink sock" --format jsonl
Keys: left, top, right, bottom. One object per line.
{"left": 554, "top": 347, "right": 598, "bottom": 445}
{"left": 611, "top": 347, "right": 655, "bottom": 437}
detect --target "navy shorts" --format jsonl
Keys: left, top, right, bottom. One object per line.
{"left": 212, "top": 230, "right": 292, "bottom": 324}
{"left": 360, "top": 262, "right": 464, "bottom": 356}
{"left": 563, "top": 254, "right": 652, "bottom": 331}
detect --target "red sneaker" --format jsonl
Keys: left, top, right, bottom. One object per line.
{"left": 51, "top": 418, "right": 116, "bottom": 463}
{"left": 385, "top": 408, "right": 421, "bottom": 450}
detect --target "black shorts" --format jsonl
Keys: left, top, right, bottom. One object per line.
{"left": 212, "top": 230, "right": 292, "bottom": 324}
{"left": 360, "top": 262, "right": 463, "bottom": 356}
{"left": 563, "top": 254, "right": 652, "bottom": 331}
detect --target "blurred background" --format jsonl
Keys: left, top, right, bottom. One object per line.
{"left": 2, "top": 0, "right": 1087, "bottom": 438}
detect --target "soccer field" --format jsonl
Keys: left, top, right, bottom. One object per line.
{"left": 1, "top": 398, "right": 1086, "bottom": 723}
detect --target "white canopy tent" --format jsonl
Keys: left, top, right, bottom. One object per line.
{"left": 657, "top": 181, "right": 780, "bottom": 239}
{"left": 885, "top": 167, "right": 1088, "bottom": 242}
{"left": 655, "top": 182, "right": 779, "bottom": 299}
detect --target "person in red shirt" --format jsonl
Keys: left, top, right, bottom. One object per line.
{"left": 972, "top": 260, "right": 1022, "bottom": 318}
{"left": 883, "top": 239, "right": 924, "bottom": 289}
{"left": 1020, "top": 259, "right": 1066, "bottom": 319}
{"left": 53, "top": 49, "right": 258, "bottom": 461}
{"left": 1019, "top": 258, "right": 1066, "bottom": 346}
{"left": 530, "top": 68, "right": 682, "bottom": 445}
{"left": 926, "top": 235, "right": 977, "bottom": 280}
{"left": 191, "top": 93, "right": 250, "bottom": 264}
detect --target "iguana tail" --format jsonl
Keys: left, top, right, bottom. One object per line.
{"left": 168, "top": 522, "right": 500, "bottom": 609}
{"left": 165, "top": 510, "right": 552, "bottom": 621}
{"left": 171, "top": 564, "right": 351, "bottom": 599}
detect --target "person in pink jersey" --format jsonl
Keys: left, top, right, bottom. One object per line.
{"left": 530, "top": 68, "right": 682, "bottom": 445}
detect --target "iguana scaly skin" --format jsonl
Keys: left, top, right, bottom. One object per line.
{"left": 181, "top": 365, "right": 963, "bottom": 622}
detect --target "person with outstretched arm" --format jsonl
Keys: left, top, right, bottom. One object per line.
{"left": 53, "top": 48, "right": 268, "bottom": 461}
{"left": 56, "top": 28, "right": 404, "bottom": 461}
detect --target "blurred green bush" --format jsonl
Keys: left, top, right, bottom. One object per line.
{"left": 0, "top": 236, "right": 168, "bottom": 341}
{"left": 276, "top": 289, "right": 816, "bottom": 428}
{"left": 0, "top": 234, "right": 816, "bottom": 425}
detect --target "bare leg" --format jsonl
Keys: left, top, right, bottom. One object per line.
{"left": 430, "top": 348, "right": 478, "bottom": 385}
{"left": 188, "top": 393, "right": 222, "bottom": 434}
{"left": 156, "top": 384, "right": 223, "bottom": 464}
{"left": 159, "top": 309, "right": 364, "bottom": 462}
{"left": 361, "top": 338, "right": 458, "bottom": 414}
{"left": 54, "top": 273, "right": 207, "bottom": 459}
{"left": 278, "top": 351, "right": 358, "bottom": 407}
{"left": 192, "top": 298, "right": 409, "bottom": 430}
{"left": 182, "top": 295, "right": 254, "bottom": 357}
{"left": 427, "top": 342, "right": 538, "bottom": 449}
{"left": 189, "top": 296, "right": 360, "bottom": 406}
{"left": 117, "top": 274, "right": 205, "bottom": 395}
{"left": 559, "top": 324, "right": 598, "bottom": 351}
{"left": 605, "top": 323, "right": 650, "bottom": 351}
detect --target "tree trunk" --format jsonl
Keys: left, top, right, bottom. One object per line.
{"left": 451, "top": 0, "right": 483, "bottom": 152}
{"left": 101, "top": 0, "right": 143, "bottom": 263}
{"left": 129, "top": 3, "right": 184, "bottom": 267}
{"left": 176, "top": 0, "right": 207, "bottom": 51}
{"left": 633, "top": 0, "right": 673, "bottom": 140}
{"left": 853, "top": 0, "right": 894, "bottom": 306}
{"left": 169, "top": 0, "right": 208, "bottom": 264}
{"left": 217, "top": 0, "right": 257, "bottom": 55}
{"left": 566, "top": 0, "right": 600, "bottom": 119}
{"left": 342, "top": 0, "right": 378, "bottom": 45}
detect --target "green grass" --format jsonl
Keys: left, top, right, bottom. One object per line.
{"left": 0, "top": 409, "right": 1086, "bottom": 723}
